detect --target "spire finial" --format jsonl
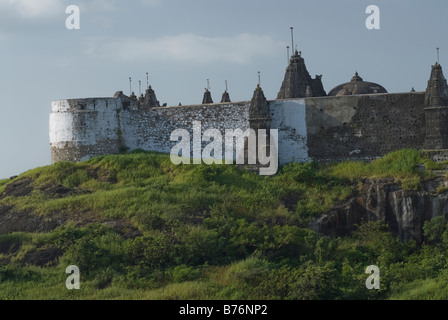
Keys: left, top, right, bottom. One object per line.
{"left": 207, "top": 79, "right": 210, "bottom": 91}
{"left": 129, "top": 77, "right": 132, "bottom": 95}
{"left": 139, "top": 80, "right": 142, "bottom": 96}
{"left": 290, "top": 27, "right": 294, "bottom": 56}
{"left": 225, "top": 80, "right": 228, "bottom": 92}
{"left": 146, "top": 72, "right": 149, "bottom": 89}
{"left": 437, "top": 47, "right": 440, "bottom": 64}
{"left": 258, "top": 71, "right": 261, "bottom": 86}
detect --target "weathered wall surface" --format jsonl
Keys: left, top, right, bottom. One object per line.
{"left": 123, "top": 102, "right": 251, "bottom": 158}
{"left": 305, "top": 92, "right": 426, "bottom": 162}
{"left": 49, "top": 97, "right": 131, "bottom": 162}
{"left": 50, "top": 99, "right": 252, "bottom": 163}
{"left": 50, "top": 92, "right": 428, "bottom": 166}
{"left": 270, "top": 99, "right": 310, "bottom": 164}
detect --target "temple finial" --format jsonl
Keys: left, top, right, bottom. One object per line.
{"left": 290, "top": 27, "right": 294, "bottom": 56}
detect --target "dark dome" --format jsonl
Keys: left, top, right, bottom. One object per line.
{"left": 328, "top": 72, "right": 387, "bottom": 96}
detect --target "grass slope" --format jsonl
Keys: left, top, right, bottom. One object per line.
{"left": 0, "top": 149, "right": 447, "bottom": 300}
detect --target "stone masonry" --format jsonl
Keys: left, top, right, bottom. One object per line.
{"left": 49, "top": 51, "right": 448, "bottom": 167}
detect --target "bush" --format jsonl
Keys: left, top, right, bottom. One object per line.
{"left": 0, "top": 265, "right": 39, "bottom": 282}
{"left": 60, "top": 225, "right": 125, "bottom": 277}
{"left": 423, "top": 216, "right": 448, "bottom": 244}
{"left": 170, "top": 265, "right": 202, "bottom": 283}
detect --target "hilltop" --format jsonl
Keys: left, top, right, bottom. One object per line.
{"left": 1, "top": 149, "right": 448, "bottom": 300}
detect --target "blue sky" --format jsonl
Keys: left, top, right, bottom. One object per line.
{"left": 0, "top": 0, "right": 447, "bottom": 178}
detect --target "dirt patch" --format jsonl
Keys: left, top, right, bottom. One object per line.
{"left": 0, "top": 178, "right": 33, "bottom": 199}
{"left": 1, "top": 177, "right": 92, "bottom": 200}
{"left": 0, "top": 239, "right": 21, "bottom": 254}
{"left": 21, "top": 246, "right": 64, "bottom": 267}
{"left": 39, "top": 183, "right": 91, "bottom": 199}
{"left": 0, "top": 207, "right": 62, "bottom": 234}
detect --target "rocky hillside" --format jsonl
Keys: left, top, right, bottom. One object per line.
{"left": 1, "top": 149, "right": 448, "bottom": 300}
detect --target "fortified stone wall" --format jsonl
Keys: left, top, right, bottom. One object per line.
{"left": 121, "top": 102, "right": 251, "bottom": 158}
{"left": 304, "top": 92, "right": 426, "bottom": 162}
{"left": 50, "top": 98, "right": 252, "bottom": 163}
{"left": 50, "top": 91, "right": 428, "bottom": 166}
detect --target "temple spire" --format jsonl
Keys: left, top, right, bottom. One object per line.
{"left": 424, "top": 62, "right": 448, "bottom": 149}
{"left": 277, "top": 49, "right": 326, "bottom": 99}
{"left": 425, "top": 62, "right": 448, "bottom": 107}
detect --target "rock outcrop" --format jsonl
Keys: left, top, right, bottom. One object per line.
{"left": 310, "top": 178, "right": 448, "bottom": 242}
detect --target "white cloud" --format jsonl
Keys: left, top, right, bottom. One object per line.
{"left": 0, "top": 0, "right": 64, "bottom": 18}
{"left": 84, "top": 33, "right": 283, "bottom": 64}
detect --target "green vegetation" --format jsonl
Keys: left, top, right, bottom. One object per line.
{"left": 0, "top": 149, "right": 447, "bottom": 300}
{"left": 325, "top": 149, "right": 435, "bottom": 190}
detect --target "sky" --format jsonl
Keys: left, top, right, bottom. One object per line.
{"left": 0, "top": 0, "right": 447, "bottom": 178}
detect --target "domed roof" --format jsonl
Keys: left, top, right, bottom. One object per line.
{"left": 328, "top": 72, "right": 387, "bottom": 96}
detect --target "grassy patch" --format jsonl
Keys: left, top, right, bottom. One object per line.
{"left": 390, "top": 277, "right": 448, "bottom": 300}
{"left": 325, "top": 149, "right": 429, "bottom": 190}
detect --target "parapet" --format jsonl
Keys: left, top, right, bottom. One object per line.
{"left": 51, "top": 95, "right": 140, "bottom": 113}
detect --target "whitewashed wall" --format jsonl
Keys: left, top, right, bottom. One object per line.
{"left": 270, "top": 99, "right": 310, "bottom": 164}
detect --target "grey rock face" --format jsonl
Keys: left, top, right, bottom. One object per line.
{"left": 310, "top": 178, "right": 448, "bottom": 242}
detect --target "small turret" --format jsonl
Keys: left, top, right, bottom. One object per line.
{"left": 243, "top": 84, "right": 274, "bottom": 173}
{"left": 142, "top": 85, "right": 160, "bottom": 108}
{"left": 202, "top": 88, "right": 213, "bottom": 104}
{"left": 221, "top": 80, "right": 231, "bottom": 103}
{"left": 249, "top": 84, "right": 270, "bottom": 131}
{"left": 221, "top": 91, "right": 231, "bottom": 103}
